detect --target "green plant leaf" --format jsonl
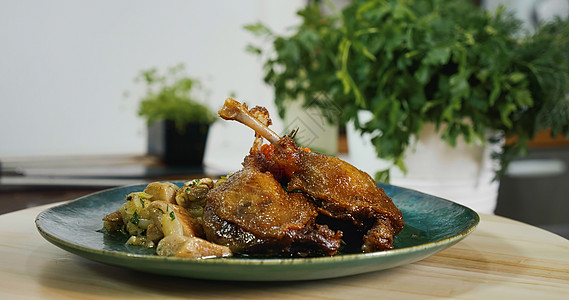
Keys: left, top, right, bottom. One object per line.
{"left": 423, "top": 47, "right": 451, "bottom": 65}
{"left": 414, "top": 65, "right": 431, "bottom": 84}
{"left": 512, "top": 88, "right": 533, "bottom": 107}
{"left": 245, "top": 45, "right": 262, "bottom": 55}
{"left": 499, "top": 102, "right": 517, "bottom": 128}
{"left": 489, "top": 78, "right": 502, "bottom": 106}
{"left": 374, "top": 169, "right": 390, "bottom": 183}
{"left": 508, "top": 72, "right": 526, "bottom": 84}
{"left": 243, "top": 23, "right": 273, "bottom": 37}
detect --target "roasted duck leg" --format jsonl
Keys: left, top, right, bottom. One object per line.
{"left": 218, "top": 98, "right": 405, "bottom": 251}
{"left": 204, "top": 100, "right": 342, "bottom": 257}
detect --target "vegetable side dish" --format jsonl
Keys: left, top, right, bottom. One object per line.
{"left": 103, "top": 98, "right": 404, "bottom": 258}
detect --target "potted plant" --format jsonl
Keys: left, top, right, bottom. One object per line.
{"left": 246, "top": 0, "right": 569, "bottom": 212}
{"left": 134, "top": 64, "right": 216, "bottom": 166}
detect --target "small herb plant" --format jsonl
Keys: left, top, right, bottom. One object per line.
{"left": 135, "top": 64, "right": 216, "bottom": 131}
{"left": 246, "top": 0, "right": 569, "bottom": 180}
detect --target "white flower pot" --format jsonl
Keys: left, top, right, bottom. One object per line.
{"left": 347, "top": 111, "right": 501, "bottom": 214}
{"left": 282, "top": 100, "right": 339, "bottom": 155}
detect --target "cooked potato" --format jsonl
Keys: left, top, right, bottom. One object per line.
{"left": 156, "top": 234, "right": 232, "bottom": 258}
{"left": 146, "top": 201, "right": 204, "bottom": 238}
{"left": 143, "top": 182, "right": 179, "bottom": 204}
{"left": 146, "top": 223, "right": 164, "bottom": 243}
{"left": 102, "top": 210, "right": 123, "bottom": 232}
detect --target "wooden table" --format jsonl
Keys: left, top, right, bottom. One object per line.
{"left": 0, "top": 203, "right": 568, "bottom": 299}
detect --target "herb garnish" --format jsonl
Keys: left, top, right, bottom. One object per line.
{"left": 129, "top": 211, "right": 139, "bottom": 225}
{"left": 187, "top": 179, "right": 199, "bottom": 189}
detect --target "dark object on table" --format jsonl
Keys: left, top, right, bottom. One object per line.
{"left": 148, "top": 120, "right": 210, "bottom": 166}
{"left": 496, "top": 147, "right": 569, "bottom": 239}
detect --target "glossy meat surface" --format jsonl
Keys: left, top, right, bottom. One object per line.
{"left": 207, "top": 165, "right": 316, "bottom": 238}
{"left": 289, "top": 150, "right": 403, "bottom": 251}
{"left": 289, "top": 150, "right": 405, "bottom": 230}
{"left": 203, "top": 164, "right": 342, "bottom": 256}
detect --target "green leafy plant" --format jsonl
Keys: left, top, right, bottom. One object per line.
{"left": 135, "top": 63, "right": 216, "bottom": 131}
{"left": 246, "top": 0, "right": 569, "bottom": 180}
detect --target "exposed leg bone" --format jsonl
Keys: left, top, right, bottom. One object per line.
{"left": 218, "top": 98, "right": 281, "bottom": 146}
{"left": 249, "top": 106, "right": 272, "bottom": 152}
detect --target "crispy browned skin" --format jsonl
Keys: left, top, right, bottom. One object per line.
{"left": 203, "top": 164, "right": 342, "bottom": 257}
{"left": 288, "top": 150, "right": 405, "bottom": 251}
{"left": 208, "top": 165, "right": 316, "bottom": 237}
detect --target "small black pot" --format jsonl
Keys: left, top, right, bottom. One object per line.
{"left": 147, "top": 120, "right": 210, "bottom": 166}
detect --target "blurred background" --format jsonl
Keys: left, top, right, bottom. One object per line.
{"left": 1, "top": 1, "right": 568, "bottom": 238}
{"left": 0, "top": 0, "right": 301, "bottom": 169}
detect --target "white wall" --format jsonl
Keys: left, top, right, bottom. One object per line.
{"left": 483, "top": 0, "right": 569, "bottom": 30}
{"left": 0, "top": 0, "right": 305, "bottom": 172}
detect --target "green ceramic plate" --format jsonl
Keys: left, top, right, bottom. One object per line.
{"left": 35, "top": 183, "right": 479, "bottom": 281}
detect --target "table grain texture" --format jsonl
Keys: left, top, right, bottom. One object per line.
{"left": 0, "top": 202, "right": 568, "bottom": 299}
